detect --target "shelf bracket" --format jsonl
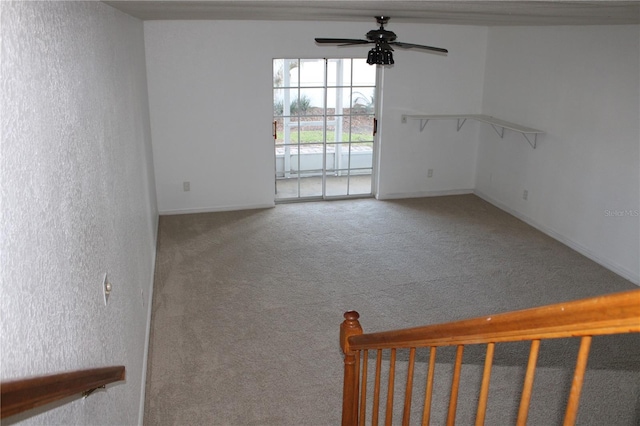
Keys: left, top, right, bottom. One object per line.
{"left": 490, "top": 124, "right": 505, "bottom": 139}
{"left": 82, "top": 385, "right": 106, "bottom": 399}
{"left": 523, "top": 133, "right": 537, "bottom": 149}
{"left": 456, "top": 118, "right": 467, "bottom": 132}
{"left": 419, "top": 119, "right": 429, "bottom": 132}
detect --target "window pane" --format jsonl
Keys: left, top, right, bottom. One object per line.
{"left": 348, "top": 169, "right": 372, "bottom": 195}
{"left": 299, "top": 59, "right": 325, "bottom": 87}
{"left": 350, "top": 116, "right": 374, "bottom": 142}
{"left": 325, "top": 120, "right": 336, "bottom": 144}
{"left": 291, "top": 116, "right": 324, "bottom": 143}
{"left": 351, "top": 88, "right": 375, "bottom": 115}
{"left": 284, "top": 59, "right": 299, "bottom": 86}
{"left": 349, "top": 143, "right": 374, "bottom": 169}
{"left": 275, "top": 146, "right": 286, "bottom": 177}
{"left": 274, "top": 59, "right": 300, "bottom": 88}
{"left": 299, "top": 175, "right": 323, "bottom": 198}
{"left": 327, "top": 58, "right": 352, "bottom": 87}
{"left": 325, "top": 143, "right": 349, "bottom": 172}
{"left": 352, "top": 58, "right": 376, "bottom": 85}
{"left": 298, "top": 88, "right": 324, "bottom": 113}
{"left": 326, "top": 173, "right": 349, "bottom": 197}
{"left": 324, "top": 144, "right": 339, "bottom": 175}
{"left": 274, "top": 88, "right": 299, "bottom": 117}
{"left": 325, "top": 116, "right": 350, "bottom": 143}
{"left": 276, "top": 178, "right": 299, "bottom": 199}
{"left": 295, "top": 144, "right": 323, "bottom": 172}
{"left": 273, "top": 59, "right": 284, "bottom": 87}
{"left": 326, "top": 88, "right": 351, "bottom": 115}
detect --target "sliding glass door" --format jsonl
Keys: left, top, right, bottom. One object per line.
{"left": 273, "top": 58, "right": 376, "bottom": 201}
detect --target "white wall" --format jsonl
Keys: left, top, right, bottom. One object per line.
{"left": 143, "top": 20, "right": 638, "bottom": 283}
{"left": 376, "top": 24, "right": 487, "bottom": 199}
{"left": 1, "top": 2, "right": 157, "bottom": 424}
{"left": 144, "top": 21, "right": 488, "bottom": 213}
{"left": 476, "top": 25, "right": 640, "bottom": 284}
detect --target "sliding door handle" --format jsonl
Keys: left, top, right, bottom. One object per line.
{"left": 373, "top": 118, "right": 378, "bottom": 136}
{"left": 273, "top": 121, "right": 278, "bottom": 140}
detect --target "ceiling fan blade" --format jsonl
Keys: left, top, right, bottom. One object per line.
{"left": 315, "top": 38, "right": 370, "bottom": 45}
{"left": 390, "top": 41, "right": 448, "bottom": 54}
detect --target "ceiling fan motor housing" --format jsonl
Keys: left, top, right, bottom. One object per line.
{"left": 366, "top": 28, "right": 397, "bottom": 42}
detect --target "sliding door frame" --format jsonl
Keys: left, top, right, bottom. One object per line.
{"left": 273, "top": 57, "right": 379, "bottom": 202}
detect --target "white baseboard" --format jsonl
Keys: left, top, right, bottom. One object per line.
{"left": 138, "top": 222, "right": 158, "bottom": 425}
{"left": 474, "top": 190, "right": 640, "bottom": 286}
{"left": 159, "top": 202, "right": 275, "bottom": 216}
{"left": 376, "top": 188, "right": 474, "bottom": 200}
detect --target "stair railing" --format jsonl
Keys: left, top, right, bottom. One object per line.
{"left": 340, "top": 289, "right": 640, "bottom": 426}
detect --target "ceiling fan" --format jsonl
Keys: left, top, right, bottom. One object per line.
{"left": 315, "top": 16, "right": 448, "bottom": 65}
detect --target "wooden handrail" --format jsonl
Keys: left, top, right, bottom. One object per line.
{"left": 341, "top": 289, "right": 640, "bottom": 426}
{"left": 349, "top": 289, "right": 640, "bottom": 350}
{"left": 1, "top": 366, "right": 125, "bottom": 419}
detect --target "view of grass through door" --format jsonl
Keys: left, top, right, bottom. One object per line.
{"left": 273, "top": 58, "right": 376, "bottom": 201}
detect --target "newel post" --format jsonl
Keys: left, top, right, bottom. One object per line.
{"left": 341, "top": 311, "right": 363, "bottom": 426}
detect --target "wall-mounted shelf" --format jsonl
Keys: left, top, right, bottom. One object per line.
{"left": 401, "top": 114, "right": 544, "bottom": 149}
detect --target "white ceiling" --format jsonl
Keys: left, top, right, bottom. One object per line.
{"left": 104, "top": 1, "right": 640, "bottom": 26}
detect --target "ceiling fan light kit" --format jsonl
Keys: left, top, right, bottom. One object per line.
{"left": 315, "top": 16, "right": 448, "bottom": 66}
{"left": 367, "top": 45, "right": 394, "bottom": 65}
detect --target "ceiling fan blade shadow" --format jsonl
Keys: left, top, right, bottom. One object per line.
{"left": 390, "top": 41, "right": 448, "bottom": 54}
{"left": 315, "top": 38, "right": 370, "bottom": 45}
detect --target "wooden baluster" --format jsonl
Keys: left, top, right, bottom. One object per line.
{"left": 475, "top": 343, "right": 495, "bottom": 426}
{"left": 447, "top": 345, "right": 465, "bottom": 426}
{"left": 354, "top": 351, "right": 361, "bottom": 424}
{"left": 563, "top": 336, "right": 592, "bottom": 426}
{"left": 402, "top": 348, "right": 417, "bottom": 426}
{"left": 359, "top": 349, "right": 368, "bottom": 426}
{"left": 421, "top": 347, "right": 437, "bottom": 426}
{"left": 516, "top": 339, "right": 540, "bottom": 426}
{"left": 372, "top": 349, "right": 383, "bottom": 426}
{"left": 341, "top": 311, "right": 364, "bottom": 426}
{"left": 385, "top": 348, "right": 397, "bottom": 426}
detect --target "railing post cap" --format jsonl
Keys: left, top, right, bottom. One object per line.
{"left": 344, "top": 311, "right": 360, "bottom": 321}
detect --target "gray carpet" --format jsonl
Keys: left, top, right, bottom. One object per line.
{"left": 143, "top": 195, "right": 639, "bottom": 425}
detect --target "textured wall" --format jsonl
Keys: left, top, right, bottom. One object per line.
{"left": 1, "top": 2, "right": 157, "bottom": 424}
{"left": 476, "top": 25, "right": 639, "bottom": 284}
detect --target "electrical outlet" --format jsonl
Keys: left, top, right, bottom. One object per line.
{"left": 183, "top": 181, "right": 190, "bottom": 192}
{"left": 427, "top": 169, "right": 433, "bottom": 178}
{"left": 523, "top": 190, "right": 528, "bottom": 200}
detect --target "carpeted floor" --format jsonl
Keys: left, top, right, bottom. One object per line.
{"left": 143, "top": 195, "right": 639, "bottom": 425}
